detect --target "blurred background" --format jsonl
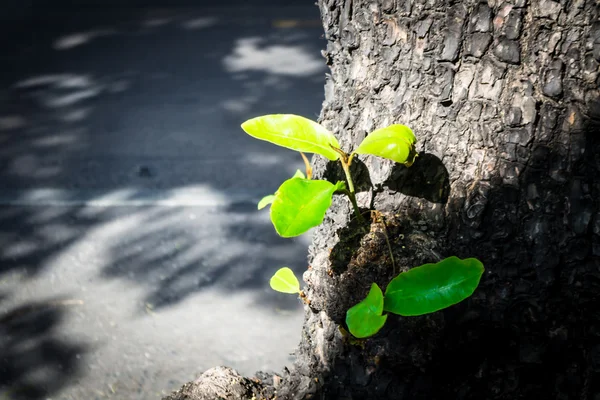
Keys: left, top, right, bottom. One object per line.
{"left": 0, "top": 1, "right": 325, "bottom": 399}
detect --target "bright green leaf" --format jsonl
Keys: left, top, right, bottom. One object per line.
{"left": 270, "top": 178, "right": 346, "bottom": 237}
{"left": 257, "top": 195, "right": 276, "bottom": 210}
{"left": 241, "top": 114, "right": 341, "bottom": 161}
{"left": 292, "top": 169, "right": 306, "bottom": 179}
{"left": 383, "top": 256, "right": 484, "bottom": 316}
{"left": 346, "top": 283, "right": 388, "bottom": 339}
{"left": 333, "top": 181, "right": 347, "bottom": 192}
{"left": 354, "top": 124, "right": 417, "bottom": 165}
{"left": 269, "top": 267, "right": 300, "bottom": 294}
{"left": 257, "top": 170, "right": 305, "bottom": 210}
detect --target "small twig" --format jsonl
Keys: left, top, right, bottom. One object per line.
{"left": 340, "top": 161, "right": 365, "bottom": 225}
{"left": 380, "top": 216, "right": 396, "bottom": 275}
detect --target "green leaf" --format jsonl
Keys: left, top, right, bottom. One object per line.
{"left": 257, "top": 170, "right": 305, "bottom": 210}
{"left": 346, "top": 283, "right": 388, "bottom": 339}
{"left": 292, "top": 169, "right": 306, "bottom": 179}
{"left": 257, "top": 195, "right": 276, "bottom": 210}
{"left": 269, "top": 267, "right": 300, "bottom": 294}
{"left": 270, "top": 178, "right": 346, "bottom": 237}
{"left": 241, "top": 114, "right": 341, "bottom": 161}
{"left": 383, "top": 256, "right": 484, "bottom": 316}
{"left": 354, "top": 124, "right": 417, "bottom": 165}
{"left": 333, "top": 181, "right": 347, "bottom": 192}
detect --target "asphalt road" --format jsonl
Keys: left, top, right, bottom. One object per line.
{"left": 0, "top": 3, "right": 325, "bottom": 399}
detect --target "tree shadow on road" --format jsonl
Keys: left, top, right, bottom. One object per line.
{"left": 0, "top": 3, "right": 325, "bottom": 396}
{"left": 0, "top": 297, "right": 88, "bottom": 400}
{"left": 98, "top": 201, "right": 309, "bottom": 312}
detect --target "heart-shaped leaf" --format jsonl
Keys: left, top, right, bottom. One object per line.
{"left": 241, "top": 114, "right": 341, "bottom": 161}
{"left": 384, "top": 256, "right": 484, "bottom": 316}
{"left": 270, "top": 178, "right": 346, "bottom": 237}
{"left": 269, "top": 267, "right": 300, "bottom": 294}
{"left": 346, "top": 283, "right": 388, "bottom": 339}
{"left": 354, "top": 124, "right": 417, "bottom": 165}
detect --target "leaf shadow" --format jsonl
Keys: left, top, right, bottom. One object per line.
{"left": 323, "top": 157, "right": 373, "bottom": 193}
{"left": 383, "top": 153, "right": 450, "bottom": 204}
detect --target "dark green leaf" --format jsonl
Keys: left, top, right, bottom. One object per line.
{"left": 384, "top": 256, "right": 484, "bottom": 316}
{"left": 346, "top": 283, "right": 388, "bottom": 339}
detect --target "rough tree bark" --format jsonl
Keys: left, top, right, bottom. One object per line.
{"left": 164, "top": 1, "right": 600, "bottom": 399}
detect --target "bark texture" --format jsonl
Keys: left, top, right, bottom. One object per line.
{"left": 276, "top": 0, "right": 600, "bottom": 399}
{"left": 162, "top": 1, "right": 600, "bottom": 399}
{"left": 161, "top": 367, "right": 274, "bottom": 400}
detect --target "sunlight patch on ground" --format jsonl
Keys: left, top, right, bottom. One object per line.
{"left": 223, "top": 37, "right": 325, "bottom": 77}
{"left": 53, "top": 29, "right": 117, "bottom": 50}
{"left": 0, "top": 185, "right": 250, "bottom": 207}
{"left": 14, "top": 74, "right": 104, "bottom": 109}
{"left": 58, "top": 107, "right": 93, "bottom": 123}
{"left": 29, "top": 127, "right": 86, "bottom": 150}
{"left": 221, "top": 96, "right": 259, "bottom": 113}
{"left": 143, "top": 18, "right": 173, "bottom": 28}
{"left": 106, "top": 79, "right": 131, "bottom": 94}
{"left": 272, "top": 19, "right": 322, "bottom": 29}
{"left": 39, "top": 88, "right": 103, "bottom": 109}
{"left": 241, "top": 152, "right": 286, "bottom": 167}
{"left": 2, "top": 240, "right": 39, "bottom": 259}
{"left": 15, "top": 74, "right": 94, "bottom": 89}
{"left": 0, "top": 115, "right": 26, "bottom": 131}
{"left": 181, "top": 17, "right": 218, "bottom": 30}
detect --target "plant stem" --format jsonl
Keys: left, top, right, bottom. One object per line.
{"left": 299, "top": 152, "right": 313, "bottom": 179}
{"left": 380, "top": 216, "right": 396, "bottom": 275}
{"left": 341, "top": 160, "right": 365, "bottom": 225}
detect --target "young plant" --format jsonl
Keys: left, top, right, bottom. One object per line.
{"left": 243, "top": 114, "right": 417, "bottom": 236}
{"left": 241, "top": 114, "right": 484, "bottom": 338}
{"left": 346, "top": 257, "right": 484, "bottom": 338}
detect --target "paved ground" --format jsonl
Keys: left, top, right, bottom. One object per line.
{"left": 0, "top": 2, "right": 325, "bottom": 399}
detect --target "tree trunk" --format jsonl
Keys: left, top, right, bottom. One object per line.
{"left": 275, "top": 0, "right": 600, "bottom": 399}
{"left": 163, "top": 1, "right": 600, "bottom": 399}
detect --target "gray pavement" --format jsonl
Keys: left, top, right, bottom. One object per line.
{"left": 0, "top": 3, "right": 325, "bottom": 399}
